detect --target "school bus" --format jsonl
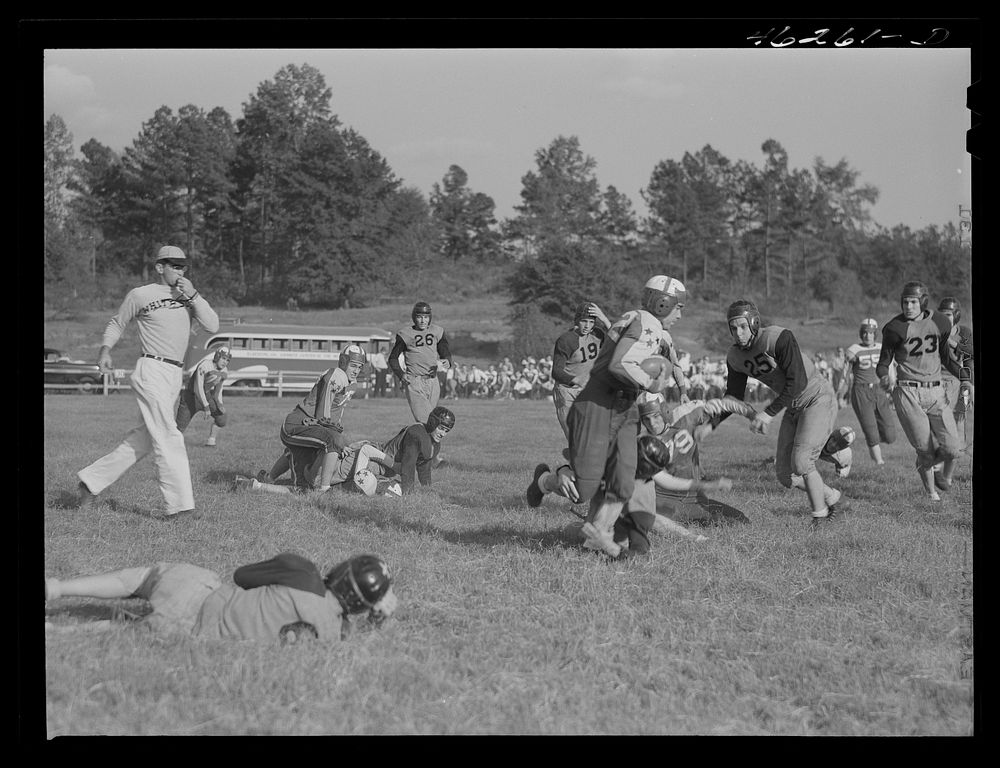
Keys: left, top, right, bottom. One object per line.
{"left": 183, "top": 322, "right": 393, "bottom": 394}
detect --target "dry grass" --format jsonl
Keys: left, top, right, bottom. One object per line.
{"left": 41, "top": 392, "right": 975, "bottom": 736}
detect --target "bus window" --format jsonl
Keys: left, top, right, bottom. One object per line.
{"left": 252, "top": 338, "right": 269, "bottom": 350}
{"left": 314, "top": 339, "right": 330, "bottom": 352}
{"left": 274, "top": 338, "right": 290, "bottom": 351}
{"left": 293, "top": 339, "right": 309, "bottom": 351}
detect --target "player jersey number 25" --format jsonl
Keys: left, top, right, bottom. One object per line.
{"left": 743, "top": 353, "right": 775, "bottom": 377}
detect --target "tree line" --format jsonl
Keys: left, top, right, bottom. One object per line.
{"left": 44, "top": 61, "right": 970, "bottom": 352}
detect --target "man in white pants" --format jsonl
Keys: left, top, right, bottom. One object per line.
{"left": 76, "top": 245, "right": 219, "bottom": 519}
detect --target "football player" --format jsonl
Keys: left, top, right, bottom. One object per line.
{"left": 638, "top": 394, "right": 751, "bottom": 526}
{"left": 876, "top": 282, "right": 969, "bottom": 499}
{"left": 844, "top": 318, "right": 897, "bottom": 466}
{"left": 388, "top": 301, "right": 453, "bottom": 425}
{"left": 563, "top": 274, "right": 685, "bottom": 556}
{"left": 719, "top": 299, "right": 847, "bottom": 527}
{"left": 550, "top": 302, "right": 611, "bottom": 441}
{"left": 45, "top": 552, "right": 397, "bottom": 640}
{"left": 936, "top": 297, "right": 974, "bottom": 451}
{"left": 239, "top": 406, "right": 456, "bottom": 497}
{"left": 176, "top": 345, "right": 231, "bottom": 446}
{"left": 260, "top": 345, "right": 366, "bottom": 490}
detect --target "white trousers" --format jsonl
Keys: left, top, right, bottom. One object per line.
{"left": 78, "top": 356, "right": 194, "bottom": 513}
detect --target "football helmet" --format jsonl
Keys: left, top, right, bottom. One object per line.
{"left": 727, "top": 300, "right": 761, "bottom": 349}
{"left": 426, "top": 405, "right": 456, "bottom": 432}
{"left": 937, "top": 297, "right": 961, "bottom": 324}
{"left": 324, "top": 555, "right": 392, "bottom": 615}
{"left": 636, "top": 434, "right": 673, "bottom": 480}
{"left": 338, "top": 344, "right": 367, "bottom": 373}
{"left": 900, "top": 281, "right": 929, "bottom": 314}
{"left": 412, "top": 301, "right": 433, "bottom": 327}
{"left": 213, "top": 345, "right": 232, "bottom": 365}
{"left": 574, "top": 302, "right": 596, "bottom": 322}
{"left": 859, "top": 318, "right": 878, "bottom": 341}
{"left": 638, "top": 392, "right": 666, "bottom": 418}
{"left": 641, "top": 275, "right": 687, "bottom": 319}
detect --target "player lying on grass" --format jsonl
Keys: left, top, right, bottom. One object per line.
{"left": 236, "top": 406, "right": 456, "bottom": 497}
{"left": 45, "top": 552, "right": 397, "bottom": 641}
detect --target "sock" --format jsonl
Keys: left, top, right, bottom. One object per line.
{"left": 812, "top": 506, "right": 829, "bottom": 519}
{"left": 538, "top": 471, "right": 557, "bottom": 494}
{"left": 46, "top": 578, "right": 61, "bottom": 600}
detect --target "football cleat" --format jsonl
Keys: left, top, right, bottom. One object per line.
{"left": 581, "top": 522, "right": 622, "bottom": 557}
{"left": 526, "top": 463, "right": 550, "bottom": 508}
{"left": 934, "top": 472, "right": 952, "bottom": 492}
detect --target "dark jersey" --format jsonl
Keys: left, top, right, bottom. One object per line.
{"left": 233, "top": 552, "right": 326, "bottom": 597}
{"left": 725, "top": 326, "right": 818, "bottom": 417}
{"left": 876, "top": 310, "right": 961, "bottom": 382}
{"left": 381, "top": 423, "right": 436, "bottom": 494}
{"left": 941, "top": 323, "right": 974, "bottom": 383}
{"left": 552, "top": 326, "right": 606, "bottom": 387}
{"left": 652, "top": 400, "right": 715, "bottom": 502}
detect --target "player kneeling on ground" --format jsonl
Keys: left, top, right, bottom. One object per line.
{"left": 236, "top": 406, "right": 456, "bottom": 498}
{"left": 45, "top": 552, "right": 397, "bottom": 641}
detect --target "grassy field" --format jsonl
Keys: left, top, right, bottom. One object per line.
{"left": 41, "top": 391, "right": 975, "bottom": 736}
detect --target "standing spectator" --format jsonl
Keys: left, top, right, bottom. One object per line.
{"left": 369, "top": 347, "right": 389, "bottom": 398}
{"left": 176, "top": 345, "right": 231, "bottom": 447}
{"left": 456, "top": 364, "right": 470, "bottom": 398}
{"left": 844, "top": 318, "right": 897, "bottom": 467}
{"left": 831, "top": 347, "right": 849, "bottom": 408}
{"left": 76, "top": 245, "right": 219, "bottom": 519}
{"left": 444, "top": 362, "right": 458, "bottom": 400}
{"left": 876, "top": 282, "right": 968, "bottom": 500}
{"left": 388, "top": 301, "right": 453, "bottom": 424}
{"left": 551, "top": 302, "right": 610, "bottom": 441}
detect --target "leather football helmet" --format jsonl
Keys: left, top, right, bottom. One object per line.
{"left": 324, "top": 555, "right": 392, "bottom": 615}
{"left": 859, "top": 318, "right": 878, "bottom": 341}
{"left": 574, "top": 302, "right": 596, "bottom": 322}
{"left": 213, "top": 345, "right": 232, "bottom": 365}
{"left": 338, "top": 344, "right": 367, "bottom": 373}
{"left": 412, "top": 301, "right": 433, "bottom": 327}
{"left": 641, "top": 275, "right": 687, "bottom": 319}
{"left": 900, "top": 281, "right": 929, "bottom": 313}
{"left": 636, "top": 434, "right": 673, "bottom": 480}
{"left": 937, "top": 297, "right": 961, "bottom": 324}
{"left": 426, "top": 405, "right": 456, "bottom": 432}
{"left": 727, "top": 300, "right": 761, "bottom": 349}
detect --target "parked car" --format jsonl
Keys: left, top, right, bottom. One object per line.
{"left": 44, "top": 347, "right": 105, "bottom": 392}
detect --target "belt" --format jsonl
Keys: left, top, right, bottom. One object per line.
{"left": 897, "top": 380, "right": 940, "bottom": 388}
{"left": 141, "top": 353, "right": 183, "bottom": 368}
{"left": 856, "top": 382, "right": 877, "bottom": 388}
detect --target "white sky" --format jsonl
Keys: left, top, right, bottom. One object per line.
{"left": 42, "top": 47, "right": 973, "bottom": 231}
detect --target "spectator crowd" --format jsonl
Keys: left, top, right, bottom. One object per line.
{"left": 361, "top": 349, "right": 855, "bottom": 406}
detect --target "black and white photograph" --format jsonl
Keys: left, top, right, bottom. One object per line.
{"left": 32, "top": 19, "right": 978, "bottom": 737}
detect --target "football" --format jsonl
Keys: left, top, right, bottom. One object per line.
{"left": 639, "top": 355, "right": 670, "bottom": 378}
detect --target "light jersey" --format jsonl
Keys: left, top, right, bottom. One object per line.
{"left": 102, "top": 283, "right": 219, "bottom": 361}
{"left": 297, "top": 367, "right": 355, "bottom": 421}
{"left": 186, "top": 355, "right": 227, "bottom": 408}
{"left": 845, "top": 342, "right": 882, "bottom": 386}
{"left": 877, "top": 310, "right": 953, "bottom": 383}
{"left": 726, "top": 325, "right": 821, "bottom": 412}
{"left": 551, "top": 327, "right": 605, "bottom": 388}
{"left": 194, "top": 583, "right": 345, "bottom": 641}
{"left": 587, "top": 309, "right": 671, "bottom": 394}
{"left": 395, "top": 322, "right": 446, "bottom": 376}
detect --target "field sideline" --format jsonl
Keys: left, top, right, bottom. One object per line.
{"left": 41, "top": 393, "right": 974, "bottom": 735}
